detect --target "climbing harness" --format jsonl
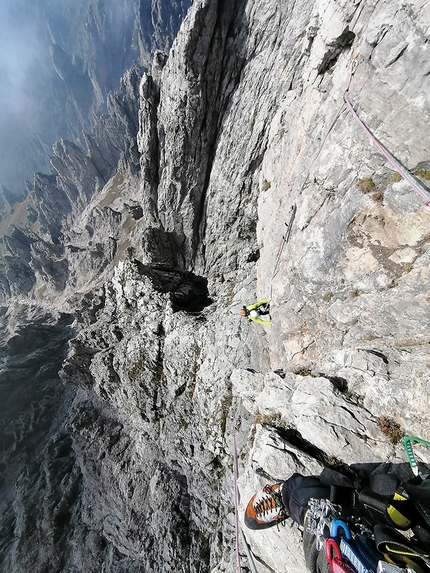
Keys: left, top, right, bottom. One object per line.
{"left": 374, "top": 524, "right": 430, "bottom": 568}
{"left": 344, "top": 57, "right": 430, "bottom": 207}
{"left": 403, "top": 436, "right": 430, "bottom": 477}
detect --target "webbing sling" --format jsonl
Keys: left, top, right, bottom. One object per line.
{"left": 374, "top": 524, "right": 430, "bottom": 568}
{"left": 326, "top": 538, "right": 358, "bottom": 573}
{"left": 331, "top": 520, "right": 373, "bottom": 573}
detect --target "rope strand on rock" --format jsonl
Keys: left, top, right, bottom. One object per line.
{"left": 232, "top": 429, "right": 242, "bottom": 573}
{"left": 344, "top": 55, "right": 430, "bottom": 207}
{"left": 233, "top": 426, "right": 259, "bottom": 573}
{"left": 269, "top": 53, "right": 430, "bottom": 301}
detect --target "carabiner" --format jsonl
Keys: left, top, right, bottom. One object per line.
{"left": 326, "top": 538, "right": 342, "bottom": 565}
{"left": 330, "top": 519, "right": 352, "bottom": 540}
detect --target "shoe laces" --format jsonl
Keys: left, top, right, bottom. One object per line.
{"left": 255, "top": 485, "right": 286, "bottom": 518}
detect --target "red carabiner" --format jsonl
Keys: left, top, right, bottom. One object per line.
{"left": 325, "top": 538, "right": 357, "bottom": 573}
{"left": 326, "top": 539, "right": 341, "bottom": 565}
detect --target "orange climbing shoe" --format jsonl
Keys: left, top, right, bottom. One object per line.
{"left": 244, "top": 483, "right": 288, "bottom": 529}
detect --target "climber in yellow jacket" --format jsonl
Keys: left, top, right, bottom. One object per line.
{"left": 239, "top": 299, "right": 272, "bottom": 324}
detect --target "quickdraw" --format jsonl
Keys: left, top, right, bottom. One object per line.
{"left": 271, "top": 203, "right": 297, "bottom": 286}
{"left": 403, "top": 436, "right": 430, "bottom": 477}
{"left": 326, "top": 538, "right": 358, "bottom": 573}
{"left": 306, "top": 498, "right": 342, "bottom": 551}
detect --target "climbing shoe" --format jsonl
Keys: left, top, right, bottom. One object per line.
{"left": 244, "top": 483, "right": 288, "bottom": 529}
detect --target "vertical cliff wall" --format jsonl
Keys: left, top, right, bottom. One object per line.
{"left": 0, "top": 0, "right": 429, "bottom": 572}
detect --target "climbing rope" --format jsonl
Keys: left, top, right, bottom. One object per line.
{"left": 239, "top": 51, "right": 430, "bottom": 572}
{"left": 233, "top": 426, "right": 259, "bottom": 573}
{"left": 344, "top": 57, "right": 430, "bottom": 207}
{"left": 232, "top": 429, "right": 242, "bottom": 573}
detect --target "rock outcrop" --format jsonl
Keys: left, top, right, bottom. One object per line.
{"left": 0, "top": 0, "right": 430, "bottom": 572}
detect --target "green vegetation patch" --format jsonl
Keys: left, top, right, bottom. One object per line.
{"left": 414, "top": 168, "right": 430, "bottom": 181}
{"left": 376, "top": 416, "right": 404, "bottom": 444}
{"left": 388, "top": 172, "right": 402, "bottom": 183}
{"left": 255, "top": 411, "right": 285, "bottom": 428}
{"left": 357, "top": 177, "right": 376, "bottom": 194}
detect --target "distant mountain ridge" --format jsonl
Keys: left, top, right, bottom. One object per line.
{"left": 0, "top": 0, "right": 191, "bottom": 200}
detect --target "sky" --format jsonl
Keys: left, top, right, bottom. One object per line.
{"left": 0, "top": 0, "right": 54, "bottom": 198}
{"left": 0, "top": 0, "right": 139, "bottom": 200}
{"left": 0, "top": 0, "right": 189, "bottom": 201}
{"left": 0, "top": 1, "right": 46, "bottom": 114}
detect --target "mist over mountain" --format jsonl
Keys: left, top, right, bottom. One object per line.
{"left": 0, "top": 0, "right": 190, "bottom": 202}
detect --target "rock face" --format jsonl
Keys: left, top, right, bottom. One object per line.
{"left": 1, "top": 0, "right": 430, "bottom": 572}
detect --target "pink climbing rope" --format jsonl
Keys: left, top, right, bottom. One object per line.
{"left": 233, "top": 430, "right": 242, "bottom": 573}
{"left": 344, "top": 82, "right": 430, "bottom": 207}
{"left": 233, "top": 427, "right": 259, "bottom": 573}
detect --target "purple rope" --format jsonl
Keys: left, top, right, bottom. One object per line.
{"left": 344, "top": 91, "right": 430, "bottom": 207}
{"left": 233, "top": 430, "right": 242, "bottom": 573}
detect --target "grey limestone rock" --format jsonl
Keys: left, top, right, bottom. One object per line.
{"left": 1, "top": 0, "right": 430, "bottom": 572}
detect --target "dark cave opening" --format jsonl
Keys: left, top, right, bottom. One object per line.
{"left": 134, "top": 260, "right": 213, "bottom": 313}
